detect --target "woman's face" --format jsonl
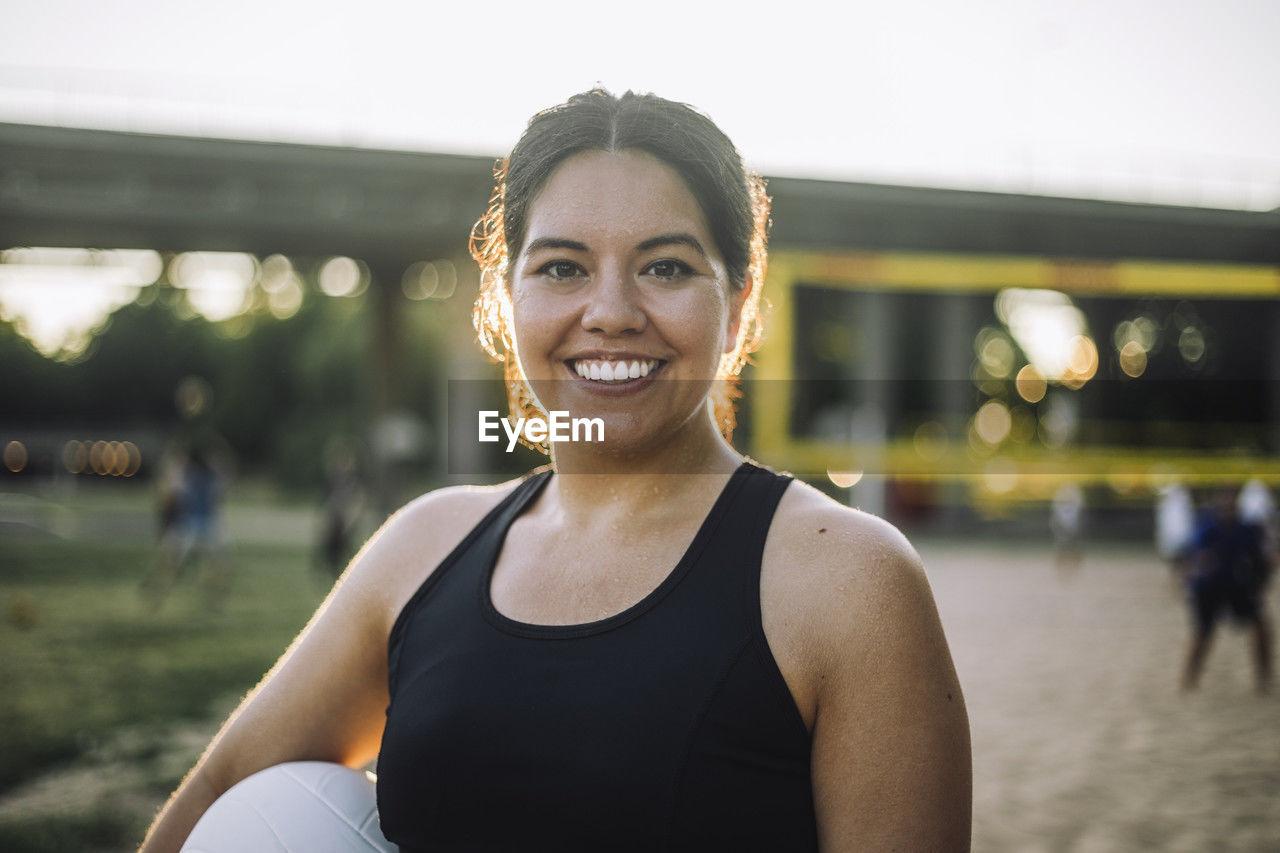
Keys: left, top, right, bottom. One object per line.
{"left": 509, "top": 148, "right": 747, "bottom": 453}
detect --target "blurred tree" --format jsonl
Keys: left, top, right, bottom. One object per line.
{"left": 73, "top": 285, "right": 221, "bottom": 425}
{"left": 4, "top": 277, "right": 447, "bottom": 494}
{"left": 0, "top": 317, "right": 77, "bottom": 423}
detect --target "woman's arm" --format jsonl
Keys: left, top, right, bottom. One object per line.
{"left": 768, "top": 494, "right": 972, "bottom": 851}
{"left": 139, "top": 485, "right": 509, "bottom": 852}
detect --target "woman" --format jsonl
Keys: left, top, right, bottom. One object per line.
{"left": 142, "top": 89, "right": 970, "bottom": 851}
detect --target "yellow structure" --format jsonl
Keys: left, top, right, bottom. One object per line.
{"left": 748, "top": 249, "right": 1280, "bottom": 505}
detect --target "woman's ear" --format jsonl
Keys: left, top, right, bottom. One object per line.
{"left": 723, "top": 273, "right": 754, "bottom": 354}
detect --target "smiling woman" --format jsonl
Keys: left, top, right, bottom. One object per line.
{"left": 498, "top": 147, "right": 751, "bottom": 463}
{"left": 472, "top": 91, "right": 769, "bottom": 451}
{"left": 141, "top": 89, "right": 971, "bottom": 853}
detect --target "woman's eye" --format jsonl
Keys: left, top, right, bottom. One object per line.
{"left": 539, "top": 260, "right": 584, "bottom": 280}
{"left": 645, "top": 259, "right": 692, "bottom": 280}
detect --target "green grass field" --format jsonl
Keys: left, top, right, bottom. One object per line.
{"left": 0, "top": 519, "right": 330, "bottom": 851}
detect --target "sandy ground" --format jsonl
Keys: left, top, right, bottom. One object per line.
{"left": 920, "top": 540, "right": 1280, "bottom": 852}
{"left": 2, "top": 539, "right": 1277, "bottom": 850}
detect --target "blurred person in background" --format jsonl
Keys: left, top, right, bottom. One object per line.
{"left": 141, "top": 89, "right": 970, "bottom": 852}
{"left": 142, "top": 439, "right": 232, "bottom": 608}
{"left": 1181, "top": 485, "right": 1274, "bottom": 693}
{"left": 155, "top": 442, "right": 187, "bottom": 543}
{"left": 1155, "top": 481, "right": 1196, "bottom": 585}
{"left": 1051, "top": 481, "right": 1085, "bottom": 573}
{"left": 1237, "top": 477, "right": 1277, "bottom": 553}
{"left": 315, "top": 439, "right": 367, "bottom": 579}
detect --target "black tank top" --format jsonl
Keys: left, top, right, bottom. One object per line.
{"left": 376, "top": 461, "right": 817, "bottom": 851}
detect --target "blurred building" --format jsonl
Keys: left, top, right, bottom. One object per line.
{"left": 752, "top": 178, "right": 1280, "bottom": 522}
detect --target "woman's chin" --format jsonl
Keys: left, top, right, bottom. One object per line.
{"left": 546, "top": 415, "right": 689, "bottom": 469}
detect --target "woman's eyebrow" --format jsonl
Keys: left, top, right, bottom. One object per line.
{"left": 524, "top": 237, "right": 589, "bottom": 254}
{"left": 523, "top": 234, "right": 707, "bottom": 257}
{"left": 635, "top": 233, "right": 707, "bottom": 258}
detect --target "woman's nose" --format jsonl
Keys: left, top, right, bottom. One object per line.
{"left": 580, "top": 268, "right": 646, "bottom": 335}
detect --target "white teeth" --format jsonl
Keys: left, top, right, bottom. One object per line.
{"left": 571, "top": 359, "right": 661, "bottom": 382}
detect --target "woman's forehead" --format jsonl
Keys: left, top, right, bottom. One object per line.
{"left": 522, "top": 149, "right": 714, "bottom": 252}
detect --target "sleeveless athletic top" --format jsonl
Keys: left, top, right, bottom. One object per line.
{"left": 376, "top": 461, "right": 818, "bottom": 852}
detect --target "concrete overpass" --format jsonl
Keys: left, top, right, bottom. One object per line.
{"left": 2, "top": 121, "right": 1277, "bottom": 266}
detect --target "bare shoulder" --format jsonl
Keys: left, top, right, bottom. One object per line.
{"left": 343, "top": 477, "right": 528, "bottom": 637}
{"left": 764, "top": 477, "right": 934, "bottom": 654}
{"left": 763, "top": 477, "right": 971, "bottom": 849}
{"left": 391, "top": 479, "right": 525, "bottom": 547}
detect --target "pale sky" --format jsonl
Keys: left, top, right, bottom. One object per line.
{"left": 3, "top": 0, "right": 1279, "bottom": 208}
{"left": 2, "top": 0, "right": 1279, "bottom": 355}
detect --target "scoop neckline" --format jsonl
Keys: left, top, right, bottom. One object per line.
{"left": 479, "top": 461, "right": 755, "bottom": 639}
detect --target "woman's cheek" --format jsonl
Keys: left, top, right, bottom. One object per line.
{"left": 509, "top": 300, "right": 558, "bottom": 380}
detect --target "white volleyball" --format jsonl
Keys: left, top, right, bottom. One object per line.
{"left": 182, "top": 761, "right": 396, "bottom": 852}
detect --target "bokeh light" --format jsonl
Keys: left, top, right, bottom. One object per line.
{"left": 974, "top": 400, "right": 1012, "bottom": 446}
{"left": 170, "top": 252, "right": 257, "bottom": 321}
{"left": 4, "top": 440, "right": 27, "bottom": 473}
{"left": 975, "top": 328, "right": 1016, "bottom": 379}
{"left": 1015, "top": 364, "right": 1047, "bottom": 403}
{"left": 995, "top": 288, "right": 1090, "bottom": 383}
{"left": 176, "top": 376, "right": 213, "bottom": 418}
{"left": 318, "top": 256, "right": 368, "bottom": 298}
{"left": 122, "top": 442, "right": 142, "bottom": 477}
{"left": 1113, "top": 315, "right": 1158, "bottom": 355}
{"left": 433, "top": 261, "right": 457, "bottom": 300}
{"left": 1178, "top": 326, "right": 1206, "bottom": 364}
{"left": 401, "top": 260, "right": 457, "bottom": 301}
{"left": 261, "top": 254, "right": 305, "bottom": 320}
{"left": 62, "top": 440, "right": 87, "bottom": 474}
{"left": 53, "top": 439, "right": 141, "bottom": 477}
{"left": 970, "top": 359, "right": 1006, "bottom": 399}
{"left": 913, "top": 421, "right": 948, "bottom": 461}
{"left": 107, "top": 441, "right": 127, "bottom": 476}
{"left": 827, "top": 469, "right": 863, "bottom": 488}
{"left": 1060, "top": 335, "right": 1099, "bottom": 389}
{"left": 89, "top": 440, "right": 107, "bottom": 475}
{"left": 259, "top": 254, "right": 294, "bottom": 291}
{"left": 1119, "top": 340, "right": 1147, "bottom": 377}
{"left": 268, "top": 277, "right": 305, "bottom": 319}
{"left": 402, "top": 261, "right": 437, "bottom": 300}
{"left": 0, "top": 247, "right": 163, "bottom": 356}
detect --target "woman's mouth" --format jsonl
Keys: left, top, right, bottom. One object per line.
{"left": 567, "top": 358, "right": 664, "bottom": 383}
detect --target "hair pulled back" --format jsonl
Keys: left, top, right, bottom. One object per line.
{"left": 471, "top": 88, "right": 770, "bottom": 449}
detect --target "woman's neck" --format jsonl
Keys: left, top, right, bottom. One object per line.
{"left": 542, "top": 409, "right": 743, "bottom": 523}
